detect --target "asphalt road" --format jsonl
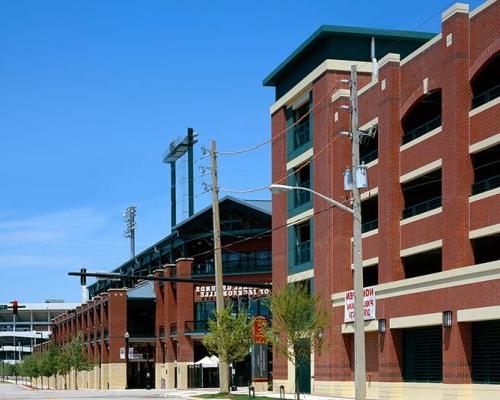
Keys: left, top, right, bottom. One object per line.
{"left": 0, "top": 383, "right": 178, "bottom": 400}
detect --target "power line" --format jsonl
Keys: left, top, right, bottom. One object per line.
{"left": 216, "top": 84, "right": 340, "bottom": 156}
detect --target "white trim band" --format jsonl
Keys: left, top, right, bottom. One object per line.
{"left": 390, "top": 312, "right": 442, "bottom": 329}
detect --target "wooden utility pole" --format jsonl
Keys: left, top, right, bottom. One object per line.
{"left": 350, "top": 65, "right": 367, "bottom": 400}
{"left": 210, "top": 139, "right": 230, "bottom": 392}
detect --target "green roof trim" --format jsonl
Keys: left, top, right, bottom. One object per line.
{"left": 263, "top": 24, "right": 436, "bottom": 90}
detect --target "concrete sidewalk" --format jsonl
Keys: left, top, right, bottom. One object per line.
{"left": 163, "top": 387, "right": 356, "bottom": 400}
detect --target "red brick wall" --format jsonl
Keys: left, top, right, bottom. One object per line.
{"left": 270, "top": 0, "right": 499, "bottom": 388}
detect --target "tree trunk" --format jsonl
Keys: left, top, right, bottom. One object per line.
{"left": 74, "top": 369, "right": 78, "bottom": 390}
{"left": 295, "top": 362, "right": 300, "bottom": 400}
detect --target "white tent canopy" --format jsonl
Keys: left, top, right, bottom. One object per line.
{"left": 195, "top": 355, "right": 219, "bottom": 368}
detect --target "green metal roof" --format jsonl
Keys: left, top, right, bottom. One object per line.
{"left": 263, "top": 25, "right": 436, "bottom": 99}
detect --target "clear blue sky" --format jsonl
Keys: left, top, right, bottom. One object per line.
{"left": 0, "top": 0, "right": 483, "bottom": 303}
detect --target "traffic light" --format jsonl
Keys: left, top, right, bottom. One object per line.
{"left": 11, "top": 300, "right": 18, "bottom": 315}
{"left": 80, "top": 268, "right": 87, "bottom": 286}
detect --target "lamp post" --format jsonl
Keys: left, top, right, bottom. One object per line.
{"left": 269, "top": 183, "right": 366, "bottom": 398}
{"left": 124, "top": 332, "right": 130, "bottom": 390}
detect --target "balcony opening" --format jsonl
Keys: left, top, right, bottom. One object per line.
{"left": 402, "top": 248, "right": 442, "bottom": 279}
{"left": 471, "top": 53, "right": 500, "bottom": 109}
{"left": 361, "top": 196, "right": 378, "bottom": 233}
{"left": 471, "top": 144, "right": 500, "bottom": 195}
{"left": 360, "top": 125, "right": 378, "bottom": 164}
{"left": 402, "top": 90, "right": 442, "bottom": 144}
{"left": 402, "top": 169, "right": 441, "bottom": 219}
{"left": 472, "top": 234, "right": 500, "bottom": 265}
{"left": 363, "top": 264, "right": 378, "bottom": 287}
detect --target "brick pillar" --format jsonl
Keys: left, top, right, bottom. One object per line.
{"left": 271, "top": 106, "right": 288, "bottom": 386}
{"left": 377, "top": 54, "right": 404, "bottom": 389}
{"left": 378, "top": 54, "right": 404, "bottom": 285}
{"left": 154, "top": 269, "right": 166, "bottom": 365}
{"left": 441, "top": 5, "right": 474, "bottom": 272}
{"left": 107, "top": 288, "right": 128, "bottom": 389}
{"left": 176, "top": 258, "right": 195, "bottom": 389}
{"left": 443, "top": 320, "right": 472, "bottom": 386}
{"left": 161, "top": 265, "right": 176, "bottom": 362}
{"left": 101, "top": 293, "right": 110, "bottom": 364}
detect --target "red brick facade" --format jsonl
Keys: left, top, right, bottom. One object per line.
{"left": 270, "top": 1, "right": 499, "bottom": 396}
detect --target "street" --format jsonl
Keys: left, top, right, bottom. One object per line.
{"left": 0, "top": 383, "right": 173, "bottom": 400}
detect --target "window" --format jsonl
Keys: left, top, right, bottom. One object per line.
{"left": 472, "top": 320, "right": 500, "bottom": 383}
{"left": 295, "top": 221, "right": 311, "bottom": 265}
{"left": 286, "top": 93, "right": 313, "bottom": 159}
{"left": 195, "top": 301, "right": 215, "bottom": 321}
{"left": 403, "top": 326, "right": 442, "bottom": 382}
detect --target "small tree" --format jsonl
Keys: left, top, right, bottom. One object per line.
{"left": 267, "top": 284, "right": 328, "bottom": 400}
{"left": 63, "top": 334, "right": 94, "bottom": 389}
{"left": 203, "top": 305, "right": 252, "bottom": 394}
{"left": 57, "top": 345, "right": 71, "bottom": 389}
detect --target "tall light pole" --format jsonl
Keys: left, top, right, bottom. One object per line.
{"left": 123, "top": 206, "right": 137, "bottom": 260}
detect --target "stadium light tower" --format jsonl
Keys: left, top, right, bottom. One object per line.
{"left": 123, "top": 205, "right": 137, "bottom": 259}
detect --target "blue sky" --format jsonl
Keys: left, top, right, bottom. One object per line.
{"left": 0, "top": 0, "right": 484, "bottom": 303}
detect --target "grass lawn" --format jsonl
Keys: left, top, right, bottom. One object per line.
{"left": 196, "top": 394, "right": 277, "bottom": 400}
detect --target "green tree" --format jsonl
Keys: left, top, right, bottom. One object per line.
{"left": 19, "top": 354, "right": 40, "bottom": 387}
{"left": 202, "top": 305, "right": 252, "bottom": 394}
{"left": 267, "top": 284, "right": 328, "bottom": 400}
{"left": 63, "top": 334, "right": 94, "bottom": 389}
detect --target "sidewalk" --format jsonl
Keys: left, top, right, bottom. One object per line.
{"left": 163, "top": 387, "right": 356, "bottom": 400}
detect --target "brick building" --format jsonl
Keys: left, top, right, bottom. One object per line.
{"left": 49, "top": 197, "right": 272, "bottom": 390}
{"left": 265, "top": 1, "right": 499, "bottom": 399}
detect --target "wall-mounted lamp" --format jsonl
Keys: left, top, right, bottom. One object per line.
{"left": 443, "top": 311, "right": 452, "bottom": 328}
{"left": 378, "top": 319, "right": 386, "bottom": 334}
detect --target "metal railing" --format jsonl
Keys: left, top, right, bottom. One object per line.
{"left": 472, "top": 174, "right": 500, "bottom": 195}
{"left": 361, "top": 148, "right": 378, "bottom": 164}
{"left": 472, "top": 83, "right": 500, "bottom": 109}
{"left": 295, "top": 240, "right": 311, "bottom": 265}
{"left": 292, "top": 119, "right": 311, "bottom": 151}
{"left": 362, "top": 219, "right": 378, "bottom": 233}
{"left": 402, "top": 116, "right": 442, "bottom": 144}
{"left": 402, "top": 196, "right": 442, "bottom": 219}
{"left": 192, "top": 257, "right": 271, "bottom": 276}
{"left": 169, "top": 323, "right": 177, "bottom": 337}
{"left": 185, "top": 320, "right": 209, "bottom": 334}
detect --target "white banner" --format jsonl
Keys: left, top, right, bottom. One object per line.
{"left": 344, "top": 286, "right": 376, "bottom": 323}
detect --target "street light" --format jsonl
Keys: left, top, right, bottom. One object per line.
{"left": 269, "top": 184, "right": 354, "bottom": 215}
{"left": 269, "top": 183, "right": 366, "bottom": 398}
{"left": 124, "top": 332, "right": 130, "bottom": 390}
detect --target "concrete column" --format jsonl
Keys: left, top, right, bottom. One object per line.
{"left": 176, "top": 258, "right": 195, "bottom": 389}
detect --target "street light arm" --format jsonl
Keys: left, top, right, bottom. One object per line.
{"left": 269, "top": 184, "right": 354, "bottom": 215}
